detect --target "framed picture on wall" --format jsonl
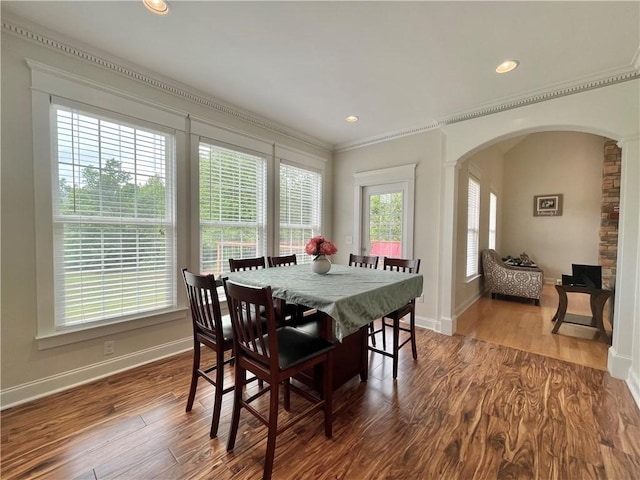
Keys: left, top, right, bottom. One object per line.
{"left": 533, "top": 194, "right": 563, "bottom": 216}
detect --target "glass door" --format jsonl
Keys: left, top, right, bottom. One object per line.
{"left": 362, "top": 184, "right": 405, "bottom": 263}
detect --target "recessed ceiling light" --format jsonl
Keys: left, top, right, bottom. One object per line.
{"left": 495, "top": 60, "right": 519, "bottom": 74}
{"left": 345, "top": 115, "right": 359, "bottom": 123}
{"left": 143, "top": 0, "right": 169, "bottom": 15}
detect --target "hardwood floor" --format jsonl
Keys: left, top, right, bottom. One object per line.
{"left": 2, "top": 302, "right": 639, "bottom": 479}
{"left": 457, "top": 284, "right": 612, "bottom": 370}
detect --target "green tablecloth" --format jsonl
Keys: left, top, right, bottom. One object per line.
{"left": 226, "top": 264, "right": 423, "bottom": 340}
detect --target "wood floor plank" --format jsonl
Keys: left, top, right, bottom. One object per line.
{"left": 2, "top": 311, "right": 639, "bottom": 479}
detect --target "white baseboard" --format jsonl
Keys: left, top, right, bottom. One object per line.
{"left": 627, "top": 367, "right": 640, "bottom": 411}
{"left": 607, "top": 346, "right": 632, "bottom": 380}
{"left": 456, "top": 293, "right": 481, "bottom": 318}
{"left": 415, "top": 315, "right": 438, "bottom": 332}
{"left": 1, "top": 337, "right": 193, "bottom": 410}
{"left": 607, "top": 347, "right": 640, "bottom": 410}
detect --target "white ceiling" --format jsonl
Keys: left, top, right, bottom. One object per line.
{"left": 3, "top": 1, "right": 639, "bottom": 150}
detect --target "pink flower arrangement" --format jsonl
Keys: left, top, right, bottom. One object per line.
{"left": 305, "top": 235, "right": 338, "bottom": 258}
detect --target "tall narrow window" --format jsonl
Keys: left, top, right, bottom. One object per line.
{"left": 199, "top": 141, "right": 267, "bottom": 275}
{"left": 53, "top": 103, "right": 176, "bottom": 327}
{"left": 466, "top": 175, "right": 481, "bottom": 278}
{"left": 488, "top": 191, "right": 497, "bottom": 250}
{"left": 279, "top": 163, "right": 322, "bottom": 264}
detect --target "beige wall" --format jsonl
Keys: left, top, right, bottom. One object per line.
{"left": 502, "top": 132, "right": 604, "bottom": 281}
{"left": 1, "top": 30, "right": 331, "bottom": 405}
{"left": 455, "top": 146, "right": 504, "bottom": 313}
{"left": 333, "top": 132, "right": 443, "bottom": 326}
{"left": 3, "top": 20, "right": 639, "bottom": 409}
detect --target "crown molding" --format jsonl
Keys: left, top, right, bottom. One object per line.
{"left": 4, "top": 18, "right": 639, "bottom": 156}
{"left": 335, "top": 67, "right": 640, "bottom": 153}
{"left": 2, "top": 19, "right": 333, "bottom": 153}
{"left": 335, "top": 121, "right": 441, "bottom": 153}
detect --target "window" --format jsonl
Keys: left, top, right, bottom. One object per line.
{"left": 199, "top": 141, "right": 267, "bottom": 275}
{"left": 53, "top": 102, "right": 176, "bottom": 327}
{"left": 488, "top": 191, "right": 497, "bottom": 250}
{"left": 466, "top": 175, "right": 480, "bottom": 278}
{"left": 279, "top": 163, "right": 322, "bottom": 264}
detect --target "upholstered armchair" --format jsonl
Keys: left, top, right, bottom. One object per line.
{"left": 481, "top": 249, "right": 544, "bottom": 305}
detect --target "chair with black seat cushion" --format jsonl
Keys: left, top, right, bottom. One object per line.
{"left": 348, "top": 253, "right": 379, "bottom": 269}
{"left": 229, "top": 256, "right": 267, "bottom": 272}
{"left": 181, "top": 268, "right": 234, "bottom": 438}
{"left": 368, "top": 257, "right": 421, "bottom": 379}
{"left": 224, "top": 279, "right": 334, "bottom": 480}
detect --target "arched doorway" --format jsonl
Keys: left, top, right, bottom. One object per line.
{"left": 453, "top": 131, "right": 614, "bottom": 369}
{"left": 438, "top": 80, "right": 639, "bottom": 381}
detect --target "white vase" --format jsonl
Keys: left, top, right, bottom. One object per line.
{"left": 311, "top": 255, "right": 331, "bottom": 274}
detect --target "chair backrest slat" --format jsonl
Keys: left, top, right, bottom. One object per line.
{"left": 267, "top": 254, "right": 298, "bottom": 268}
{"left": 349, "top": 254, "right": 379, "bottom": 269}
{"left": 229, "top": 257, "right": 267, "bottom": 272}
{"left": 182, "top": 268, "right": 223, "bottom": 341}
{"left": 383, "top": 257, "right": 421, "bottom": 274}
{"left": 224, "top": 279, "right": 279, "bottom": 369}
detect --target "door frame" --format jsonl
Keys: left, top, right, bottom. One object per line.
{"left": 353, "top": 164, "right": 416, "bottom": 258}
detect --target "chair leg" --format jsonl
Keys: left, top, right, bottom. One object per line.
{"left": 410, "top": 311, "right": 417, "bottom": 360}
{"left": 369, "top": 322, "right": 376, "bottom": 347}
{"left": 263, "top": 381, "right": 280, "bottom": 480}
{"left": 283, "top": 378, "right": 291, "bottom": 411}
{"left": 382, "top": 318, "right": 387, "bottom": 350}
{"left": 324, "top": 352, "right": 333, "bottom": 439}
{"left": 393, "top": 317, "right": 400, "bottom": 379}
{"left": 210, "top": 349, "right": 225, "bottom": 438}
{"left": 226, "top": 362, "right": 244, "bottom": 452}
{"left": 186, "top": 340, "right": 201, "bottom": 412}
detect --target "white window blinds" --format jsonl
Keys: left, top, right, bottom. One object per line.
{"left": 53, "top": 103, "right": 176, "bottom": 327}
{"left": 489, "top": 192, "right": 497, "bottom": 250}
{"left": 466, "top": 176, "right": 481, "bottom": 278}
{"left": 199, "top": 141, "right": 267, "bottom": 275}
{"left": 279, "top": 162, "right": 322, "bottom": 264}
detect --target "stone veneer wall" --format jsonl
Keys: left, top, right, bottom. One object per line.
{"left": 599, "top": 138, "right": 621, "bottom": 288}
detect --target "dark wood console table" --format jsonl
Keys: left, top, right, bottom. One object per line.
{"left": 551, "top": 284, "right": 613, "bottom": 342}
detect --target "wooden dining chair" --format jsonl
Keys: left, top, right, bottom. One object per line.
{"left": 267, "top": 254, "right": 297, "bottom": 267}
{"left": 229, "top": 256, "right": 267, "bottom": 272}
{"left": 368, "top": 257, "right": 421, "bottom": 379}
{"left": 224, "top": 279, "right": 335, "bottom": 480}
{"left": 181, "top": 268, "right": 234, "bottom": 438}
{"left": 267, "top": 254, "right": 316, "bottom": 323}
{"left": 349, "top": 254, "right": 380, "bottom": 345}
{"left": 348, "top": 253, "right": 379, "bottom": 269}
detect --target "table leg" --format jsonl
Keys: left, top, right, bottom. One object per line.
{"left": 551, "top": 286, "right": 569, "bottom": 333}
{"left": 591, "top": 291, "right": 611, "bottom": 340}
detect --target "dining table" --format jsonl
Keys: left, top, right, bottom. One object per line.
{"left": 226, "top": 263, "right": 424, "bottom": 388}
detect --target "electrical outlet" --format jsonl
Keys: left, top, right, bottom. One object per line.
{"left": 417, "top": 294, "right": 424, "bottom": 303}
{"left": 104, "top": 340, "right": 115, "bottom": 355}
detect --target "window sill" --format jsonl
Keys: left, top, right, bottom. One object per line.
{"left": 35, "top": 307, "right": 188, "bottom": 350}
{"left": 465, "top": 274, "right": 482, "bottom": 284}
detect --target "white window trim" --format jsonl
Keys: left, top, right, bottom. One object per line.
{"left": 189, "top": 118, "right": 274, "bottom": 273}
{"left": 465, "top": 171, "right": 481, "bottom": 281}
{"left": 275, "top": 145, "right": 327, "bottom": 257}
{"left": 31, "top": 62, "right": 188, "bottom": 349}
{"left": 488, "top": 190, "right": 498, "bottom": 250}
{"left": 353, "top": 164, "right": 416, "bottom": 258}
